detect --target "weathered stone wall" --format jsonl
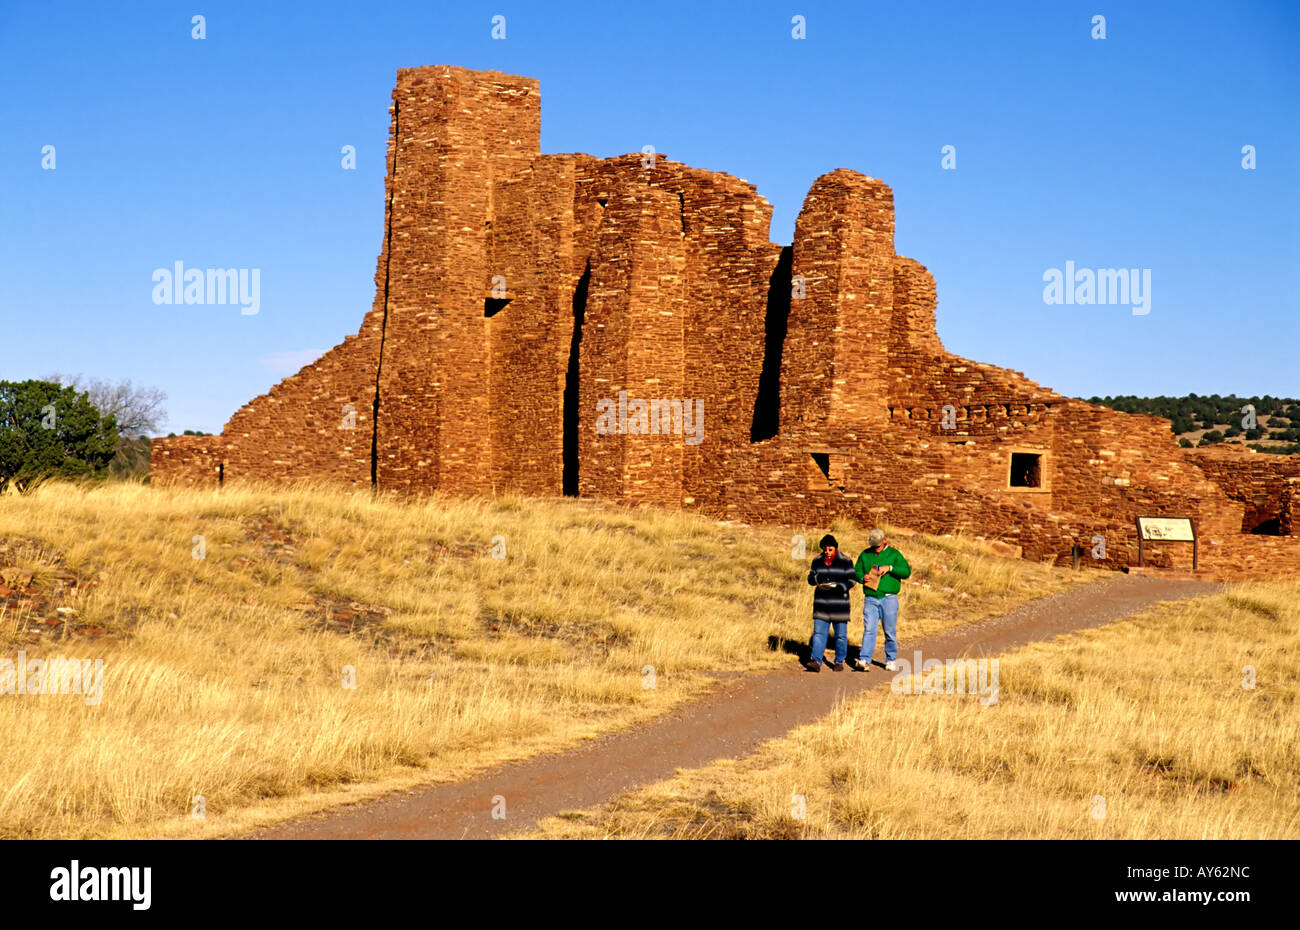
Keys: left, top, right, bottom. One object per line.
{"left": 574, "top": 158, "right": 688, "bottom": 506}
{"left": 151, "top": 65, "right": 1299, "bottom": 581}
{"left": 220, "top": 328, "right": 383, "bottom": 487}
{"left": 487, "top": 155, "right": 578, "bottom": 496}
{"left": 150, "top": 434, "right": 226, "bottom": 488}
{"left": 1199, "top": 532, "right": 1300, "bottom": 579}
{"left": 1187, "top": 446, "right": 1300, "bottom": 534}
{"left": 780, "top": 170, "right": 895, "bottom": 447}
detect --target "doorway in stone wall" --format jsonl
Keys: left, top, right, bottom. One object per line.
{"left": 562, "top": 261, "right": 591, "bottom": 496}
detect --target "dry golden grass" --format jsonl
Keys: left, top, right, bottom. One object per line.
{"left": 0, "top": 480, "right": 1085, "bottom": 838}
{"left": 525, "top": 581, "right": 1300, "bottom": 839}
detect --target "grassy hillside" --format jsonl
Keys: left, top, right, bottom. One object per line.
{"left": 524, "top": 581, "right": 1300, "bottom": 839}
{"left": 0, "top": 481, "right": 1086, "bottom": 838}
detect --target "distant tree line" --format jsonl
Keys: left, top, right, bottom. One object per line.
{"left": 1087, "top": 394, "right": 1300, "bottom": 454}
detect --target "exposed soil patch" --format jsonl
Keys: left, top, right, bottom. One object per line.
{"left": 482, "top": 609, "right": 626, "bottom": 651}
{"left": 0, "top": 538, "right": 121, "bottom": 644}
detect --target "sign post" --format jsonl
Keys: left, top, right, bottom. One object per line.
{"left": 1134, "top": 516, "right": 1198, "bottom": 571}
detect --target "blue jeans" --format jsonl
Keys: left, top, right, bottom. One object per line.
{"left": 862, "top": 595, "right": 899, "bottom": 663}
{"left": 809, "top": 618, "right": 848, "bottom": 666}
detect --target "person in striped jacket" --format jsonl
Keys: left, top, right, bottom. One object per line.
{"left": 803, "top": 534, "right": 857, "bottom": 672}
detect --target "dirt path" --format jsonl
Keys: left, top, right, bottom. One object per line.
{"left": 253, "top": 573, "right": 1219, "bottom": 840}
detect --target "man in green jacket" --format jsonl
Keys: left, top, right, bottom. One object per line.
{"left": 852, "top": 528, "right": 911, "bottom": 671}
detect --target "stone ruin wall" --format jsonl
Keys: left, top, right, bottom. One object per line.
{"left": 1186, "top": 446, "right": 1299, "bottom": 532}
{"left": 152, "top": 65, "right": 1300, "bottom": 581}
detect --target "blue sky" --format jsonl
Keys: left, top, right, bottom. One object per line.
{"left": 1, "top": 0, "right": 1296, "bottom": 433}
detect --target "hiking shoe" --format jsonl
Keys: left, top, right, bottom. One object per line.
{"left": 885, "top": 660, "right": 898, "bottom": 672}
{"left": 802, "top": 659, "right": 821, "bottom": 673}
{"left": 831, "top": 662, "right": 845, "bottom": 672}
{"left": 851, "top": 659, "right": 869, "bottom": 672}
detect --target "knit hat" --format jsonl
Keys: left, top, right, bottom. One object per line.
{"left": 818, "top": 534, "right": 838, "bottom": 550}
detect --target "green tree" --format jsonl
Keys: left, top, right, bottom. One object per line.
{"left": 0, "top": 380, "right": 120, "bottom": 493}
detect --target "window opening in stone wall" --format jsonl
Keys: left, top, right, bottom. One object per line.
{"left": 562, "top": 261, "right": 591, "bottom": 496}
{"left": 750, "top": 245, "right": 793, "bottom": 442}
{"left": 811, "top": 452, "right": 830, "bottom": 480}
{"left": 1250, "top": 516, "right": 1283, "bottom": 536}
{"left": 808, "top": 451, "right": 846, "bottom": 489}
{"left": 1009, "top": 452, "right": 1043, "bottom": 488}
{"left": 484, "top": 298, "right": 512, "bottom": 318}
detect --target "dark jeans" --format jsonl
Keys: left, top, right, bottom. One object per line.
{"left": 810, "top": 617, "right": 848, "bottom": 665}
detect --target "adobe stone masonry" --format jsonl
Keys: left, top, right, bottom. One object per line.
{"left": 151, "top": 65, "right": 1300, "bottom": 581}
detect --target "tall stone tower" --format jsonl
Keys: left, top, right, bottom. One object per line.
{"left": 375, "top": 67, "right": 542, "bottom": 495}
